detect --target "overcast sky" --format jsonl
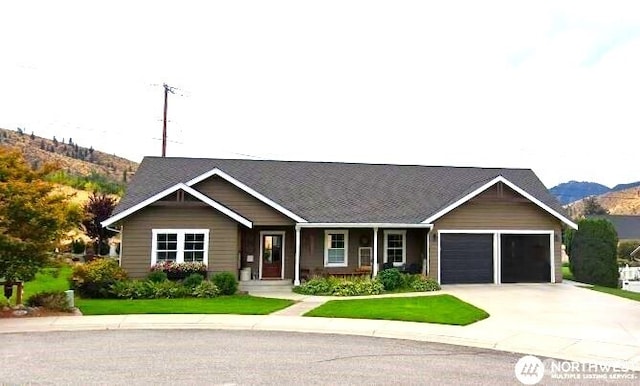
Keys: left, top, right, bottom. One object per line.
{"left": 1, "top": 1, "right": 639, "bottom": 188}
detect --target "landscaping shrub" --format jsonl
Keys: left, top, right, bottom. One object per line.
{"left": 211, "top": 272, "right": 238, "bottom": 295}
{"left": 294, "top": 276, "right": 383, "bottom": 296}
{"left": 192, "top": 281, "right": 220, "bottom": 298}
{"left": 378, "top": 268, "right": 403, "bottom": 291}
{"left": 110, "top": 280, "right": 154, "bottom": 299}
{"left": 26, "top": 291, "right": 71, "bottom": 311}
{"left": 147, "top": 280, "right": 191, "bottom": 298}
{"left": 72, "top": 258, "right": 127, "bottom": 298}
{"left": 332, "top": 277, "right": 384, "bottom": 296}
{"left": 147, "top": 270, "right": 168, "bottom": 283}
{"left": 71, "top": 239, "right": 86, "bottom": 254}
{"left": 294, "top": 276, "right": 335, "bottom": 295}
{"left": 150, "top": 262, "right": 207, "bottom": 281}
{"left": 410, "top": 276, "right": 441, "bottom": 292}
{"left": 183, "top": 273, "right": 204, "bottom": 289}
{"left": 569, "top": 218, "right": 619, "bottom": 288}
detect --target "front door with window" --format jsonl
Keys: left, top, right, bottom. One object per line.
{"left": 261, "top": 233, "right": 283, "bottom": 279}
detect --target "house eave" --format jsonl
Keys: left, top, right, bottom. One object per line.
{"left": 295, "top": 222, "right": 434, "bottom": 230}
{"left": 421, "top": 175, "right": 578, "bottom": 230}
{"left": 101, "top": 183, "right": 253, "bottom": 229}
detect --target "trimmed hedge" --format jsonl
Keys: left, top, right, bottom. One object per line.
{"left": 293, "top": 274, "right": 439, "bottom": 296}
{"left": 569, "top": 218, "right": 619, "bottom": 288}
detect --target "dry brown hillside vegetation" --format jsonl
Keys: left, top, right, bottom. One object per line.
{"left": 566, "top": 186, "right": 640, "bottom": 218}
{"left": 0, "top": 127, "right": 138, "bottom": 195}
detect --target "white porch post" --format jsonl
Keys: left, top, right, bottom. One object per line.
{"left": 372, "top": 227, "right": 379, "bottom": 277}
{"left": 294, "top": 226, "right": 301, "bottom": 285}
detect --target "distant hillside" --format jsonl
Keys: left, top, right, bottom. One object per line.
{"left": 566, "top": 186, "right": 640, "bottom": 218}
{"left": 0, "top": 127, "right": 138, "bottom": 195}
{"left": 550, "top": 181, "right": 610, "bottom": 205}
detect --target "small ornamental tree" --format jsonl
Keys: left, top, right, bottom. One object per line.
{"left": 569, "top": 218, "right": 619, "bottom": 288}
{"left": 82, "top": 192, "right": 117, "bottom": 254}
{"left": 0, "top": 146, "right": 80, "bottom": 282}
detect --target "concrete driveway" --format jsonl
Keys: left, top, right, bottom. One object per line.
{"left": 442, "top": 283, "right": 640, "bottom": 366}
{"left": 1, "top": 282, "right": 639, "bottom": 370}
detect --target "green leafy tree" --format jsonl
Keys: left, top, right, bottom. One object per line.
{"left": 582, "top": 196, "right": 608, "bottom": 215}
{"left": 569, "top": 218, "right": 619, "bottom": 287}
{"left": 0, "top": 146, "right": 80, "bottom": 282}
{"left": 82, "top": 192, "right": 117, "bottom": 254}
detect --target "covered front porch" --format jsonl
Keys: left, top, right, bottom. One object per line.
{"left": 237, "top": 224, "right": 433, "bottom": 286}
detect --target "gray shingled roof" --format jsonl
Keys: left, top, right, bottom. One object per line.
{"left": 114, "top": 157, "right": 565, "bottom": 224}
{"left": 588, "top": 215, "right": 640, "bottom": 240}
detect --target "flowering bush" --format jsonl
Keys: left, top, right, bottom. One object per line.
{"left": 150, "top": 262, "right": 207, "bottom": 280}
{"left": 72, "top": 258, "right": 128, "bottom": 298}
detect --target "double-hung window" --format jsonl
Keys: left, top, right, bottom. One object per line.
{"left": 324, "top": 230, "right": 348, "bottom": 267}
{"left": 384, "top": 230, "right": 406, "bottom": 267}
{"left": 152, "top": 229, "right": 209, "bottom": 265}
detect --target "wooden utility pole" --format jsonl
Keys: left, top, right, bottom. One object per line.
{"left": 162, "top": 83, "right": 175, "bottom": 157}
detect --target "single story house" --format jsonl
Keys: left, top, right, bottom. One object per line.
{"left": 102, "top": 157, "right": 577, "bottom": 285}
{"left": 587, "top": 215, "right": 640, "bottom": 243}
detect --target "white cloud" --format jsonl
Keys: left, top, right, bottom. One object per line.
{"left": 1, "top": 1, "right": 639, "bottom": 188}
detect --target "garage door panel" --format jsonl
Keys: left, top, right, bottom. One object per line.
{"left": 440, "top": 234, "right": 493, "bottom": 284}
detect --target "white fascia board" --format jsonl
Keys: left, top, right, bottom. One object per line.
{"left": 296, "top": 223, "right": 433, "bottom": 229}
{"left": 186, "top": 168, "right": 307, "bottom": 223}
{"left": 181, "top": 185, "right": 253, "bottom": 228}
{"left": 421, "top": 176, "right": 578, "bottom": 230}
{"left": 101, "top": 183, "right": 253, "bottom": 229}
{"left": 631, "top": 246, "right": 640, "bottom": 258}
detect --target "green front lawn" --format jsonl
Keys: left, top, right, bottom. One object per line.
{"left": 304, "top": 295, "right": 489, "bottom": 325}
{"left": 562, "top": 266, "right": 574, "bottom": 281}
{"left": 589, "top": 286, "right": 640, "bottom": 302}
{"left": 5, "top": 266, "right": 73, "bottom": 305}
{"left": 76, "top": 296, "right": 294, "bottom": 315}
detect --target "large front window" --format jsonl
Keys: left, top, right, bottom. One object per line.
{"left": 384, "top": 230, "right": 406, "bottom": 267}
{"left": 152, "top": 229, "right": 209, "bottom": 265}
{"left": 324, "top": 230, "right": 348, "bottom": 267}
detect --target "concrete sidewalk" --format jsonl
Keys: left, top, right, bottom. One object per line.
{"left": 1, "top": 283, "right": 639, "bottom": 371}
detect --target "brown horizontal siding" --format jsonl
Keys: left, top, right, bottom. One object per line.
{"left": 428, "top": 195, "right": 563, "bottom": 283}
{"left": 193, "top": 176, "right": 294, "bottom": 226}
{"left": 121, "top": 205, "right": 239, "bottom": 279}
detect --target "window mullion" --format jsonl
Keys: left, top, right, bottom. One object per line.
{"left": 178, "top": 232, "right": 185, "bottom": 263}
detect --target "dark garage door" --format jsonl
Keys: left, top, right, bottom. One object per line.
{"left": 440, "top": 234, "right": 493, "bottom": 284}
{"left": 501, "top": 234, "right": 551, "bottom": 283}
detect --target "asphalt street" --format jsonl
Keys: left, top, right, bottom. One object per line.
{"left": 0, "top": 330, "right": 635, "bottom": 385}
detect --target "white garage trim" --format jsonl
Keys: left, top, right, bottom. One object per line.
{"left": 437, "top": 229, "right": 555, "bottom": 285}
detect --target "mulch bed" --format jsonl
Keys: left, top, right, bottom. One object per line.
{"left": 0, "top": 306, "right": 79, "bottom": 318}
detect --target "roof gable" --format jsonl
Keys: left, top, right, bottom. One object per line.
{"left": 421, "top": 176, "right": 578, "bottom": 229}
{"left": 102, "top": 183, "right": 252, "bottom": 228}
{"left": 186, "top": 168, "right": 307, "bottom": 223}
{"left": 112, "top": 157, "right": 569, "bottom": 226}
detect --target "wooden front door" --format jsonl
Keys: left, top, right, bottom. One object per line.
{"left": 261, "top": 233, "right": 284, "bottom": 279}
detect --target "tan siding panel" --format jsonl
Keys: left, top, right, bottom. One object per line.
{"left": 121, "top": 205, "right": 239, "bottom": 279}
{"left": 193, "top": 177, "right": 294, "bottom": 226}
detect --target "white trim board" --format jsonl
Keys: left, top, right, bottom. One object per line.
{"left": 296, "top": 223, "right": 433, "bottom": 229}
{"left": 101, "top": 183, "right": 253, "bottom": 228}
{"left": 186, "top": 168, "right": 307, "bottom": 223}
{"left": 436, "top": 229, "right": 556, "bottom": 285}
{"left": 421, "top": 176, "right": 578, "bottom": 230}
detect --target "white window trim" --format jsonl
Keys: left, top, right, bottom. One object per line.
{"left": 151, "top": 229, "right": 210, "bottom": 266}
{"left": 384, "top": 230, "right": 407, "bottom": 267}
{"left": 324, "top": 230, "right": 349, "bottom": 267}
